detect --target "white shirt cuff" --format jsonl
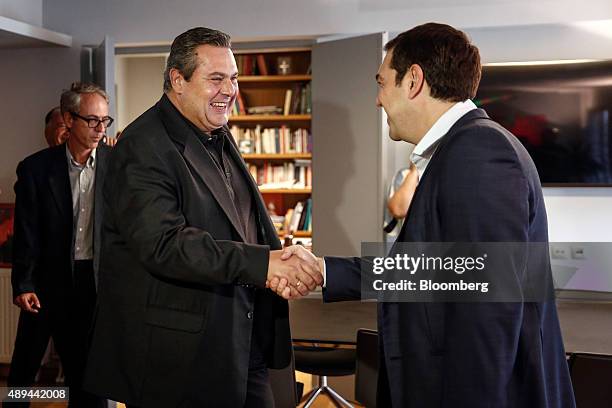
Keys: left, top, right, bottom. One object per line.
{"left": 322, "top": 258, "right": 327, "bottom": 288}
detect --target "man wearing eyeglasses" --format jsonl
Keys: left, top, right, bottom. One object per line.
{"left": 8, "top": 82, "right": 112, "bottom": 407}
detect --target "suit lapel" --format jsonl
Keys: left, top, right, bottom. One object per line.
{"left": 224, "top": 131, "right": 281, "bottom": 248}
{"left": 398, "top": 109, "right": 491, "bottom": 242}
{"left": 183, "top": 134, "right": 247, "bottom": 242}
{"left": 157, "top": 95, "right": 248, "bottom": 242}
{"left": 92, "top": 145, "right": 109, "bottom": 285}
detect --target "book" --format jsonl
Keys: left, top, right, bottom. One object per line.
{"left": 290, "top": 201, "right": 304, "bottom": 233}
{"left": 236, "top": 92, "right": 247, "bottom": 115}
{"left": 256, "top": 54, "right": 269, "bottom": 75}
{"left": 247, "top": 106, "right": 282, "bottom": 115}
{"left": 283, "top": 89, "right": 293, "bottom": 116}
{"left": 283, "top": 209, "right": 294, "bottom": 233}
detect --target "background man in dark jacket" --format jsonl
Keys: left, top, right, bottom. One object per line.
{"left": 9, "top": 83, "right": 112, "bottom": 407}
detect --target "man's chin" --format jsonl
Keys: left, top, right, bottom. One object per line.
{"left": 388, "top": 132, "right": 402, "bottom": 142}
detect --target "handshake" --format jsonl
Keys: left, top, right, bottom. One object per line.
{"left": 266, "top": 245, "right": 323, "bottom": 299}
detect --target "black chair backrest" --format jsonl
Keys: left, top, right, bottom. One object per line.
{"left": 568, "top": 352, "right": 612, "bottom": 408}
{"left": 355, "top": 328, "right": 379, "bottom": 408}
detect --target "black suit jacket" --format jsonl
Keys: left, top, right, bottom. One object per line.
{"left": 324, "top": 109, "right": 575, "bottom": 407}
{"left": 12, "top": 143, "right": 110, "bottom": 301}
{"left": 84, "top": 95, "right": 291, "bottom": 408}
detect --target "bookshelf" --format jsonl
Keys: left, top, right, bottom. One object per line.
{"left": 115, "top": 34, "right": 389, "bottom": 259}
{"left": 230, "top": 114, "right": 311, "bottom": 122}
{"left": 229, "top": 47, "right": 313, "bottom": 244}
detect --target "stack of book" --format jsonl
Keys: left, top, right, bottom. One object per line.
{"left": 236, "top": 54, "right": 269, "bottom": 75}
{"left": 230, "top": 125, "right": 312, "bottom": 155}
{"left": 248, "top": 160, "right": 312, "bottom": 189}
{"left": 283, "top": 199, "right": 313, "bottom": 234}
{"left": 230, "top": 84, "right": 312, "bottom": 117}
{"left": 282, "top": 84, "right": 312, "bottom": 115}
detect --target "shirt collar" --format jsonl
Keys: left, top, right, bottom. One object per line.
{"left": 66, "top": 144, "right": 96, "bottom": 169}
{"left": 412, "top": 99, "right": 477, "bottom": 158}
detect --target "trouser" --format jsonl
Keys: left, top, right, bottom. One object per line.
{"left": 3, "top": 261, "right": 105, "bottom": 408}
{"left": 127, "top": 330, "right": 274, "bottom": 408}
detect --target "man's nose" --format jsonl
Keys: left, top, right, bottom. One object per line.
{"left": 221, "top": 78, "right": 236, "bottom": 95}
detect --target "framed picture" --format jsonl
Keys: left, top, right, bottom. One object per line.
{"left": 0, "top": 203, "right": 15, "bottom": 268}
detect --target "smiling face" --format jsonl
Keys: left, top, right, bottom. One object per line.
{"left": 376, "top": 50, "right": 413, "bottom": 142}
{"left": 171, "top": 45, "right": 238, "bottom": 132}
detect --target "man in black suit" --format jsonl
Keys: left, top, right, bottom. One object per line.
{"left": 8, "top": 83, "right": 112, "bottom": 407}
{"left": 275, "top": 23, "right": 575, "bottom": 407}
{"left": 83, "top": 27, "right": 321, "bottom": 408}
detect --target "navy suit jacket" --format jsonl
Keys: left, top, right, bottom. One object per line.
{"left": 324, "top": 109, "right": 575, "bottom": 407}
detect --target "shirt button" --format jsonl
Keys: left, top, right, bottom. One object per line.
{"left": 79, "top": 228, "right": 82, "bottom": 232}
{"left": 76, "top": 246, "right": 80, "bottom": 251}
{"left": 81, "top": 209, "right": 85, "bottom": 212}
{"left": 247, "top": 311, "right": 253, "bottom": 320}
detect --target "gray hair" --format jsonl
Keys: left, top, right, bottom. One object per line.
{"left": 60, "top": 82, "right": 108, "bottom": 114}
{"left": 163, "top": 27, "right": 231, "bottom": 92}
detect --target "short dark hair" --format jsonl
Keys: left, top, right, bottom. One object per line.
{"left": 45, "top": 106, "right": 60, "bottom": 125}
{"left": 384, "top": 23, "right": 481, "bottom": 102}
{"left": 163, "top": 27, "right": 232, "bottom": 92}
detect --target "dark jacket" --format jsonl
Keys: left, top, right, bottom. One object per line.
{"left": 324, "top": 109, "right": 575, "bottom": 407}
{"left": 84, "top": 95, "right": 291, "bottom": 408}
{"left": 12, "top": 143, "right": 110, "bottom": 300}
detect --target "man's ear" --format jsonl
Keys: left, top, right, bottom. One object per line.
{"left": 405, "top": 64, "right": 425, "bottom": 98}
{"left": 169, "top": 68, "right": 185, "bottom": 94}
{"left": 62, "top": 111, "right": 73, "bottom": 129}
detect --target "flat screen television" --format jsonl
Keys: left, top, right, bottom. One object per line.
{"left": 476, "top": 60, "right": 612, "bottom": 186}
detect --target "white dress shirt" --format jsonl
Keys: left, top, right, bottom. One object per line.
{"left": 410, "top": 99, "right": 477, "bottom": 181}
{"left": 322, "top": 99, "right": 477, "bottom": 287}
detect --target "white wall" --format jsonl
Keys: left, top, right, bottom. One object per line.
{"left": 42, "top": 0, "right": 612, "bottom": 45}
{"left": 115, "top": 55, "right": 165, "bottom": 130}
{"left": 0, "top": 46, "right": 80, "bottom": 202}
{"left": 0, "top": 0, "right": 42, "bottom": 26}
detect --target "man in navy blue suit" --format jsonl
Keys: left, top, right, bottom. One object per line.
{"left": 274, "top": 23, "right": 576, "bottom": 407}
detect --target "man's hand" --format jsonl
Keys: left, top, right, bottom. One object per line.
{"left": 268, "top": 245, "right": 324, "bottom": 299}
{"left": 267, "top": 247, "right": 323, "bottom": 299}
{"left": 103, "top": 136, "right": 118, "bottom": 147}
{"left": 14, "top": 292, "right": 41, "bottom": 313}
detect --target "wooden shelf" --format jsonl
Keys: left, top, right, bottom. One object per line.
{"left": 229, "top": 114, "right": 311, "bottom": 122}
{"left": 243, "top": 153, "right": 312, "bottom": 160}
{"left": 239, "top": 75, "right": 311, "bottom": 82}
{"left": 259, "top": 188, "right": 311, "bottom": 194}
{"left": 281, "top": 230, "right": 312, "bottom": 238}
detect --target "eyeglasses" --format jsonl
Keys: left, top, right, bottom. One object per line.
{"left": 70, "top": 112, "right": 114, "bottom": 128}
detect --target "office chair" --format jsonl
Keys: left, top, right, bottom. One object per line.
{"left": 568, "top": 352, "right": 612, "bottom": 408}
{"left": 355, "top": 329, "right": 379, "bottom": 407}
{"left": 293, "top": 339, "right": 356, "bottom": 407}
